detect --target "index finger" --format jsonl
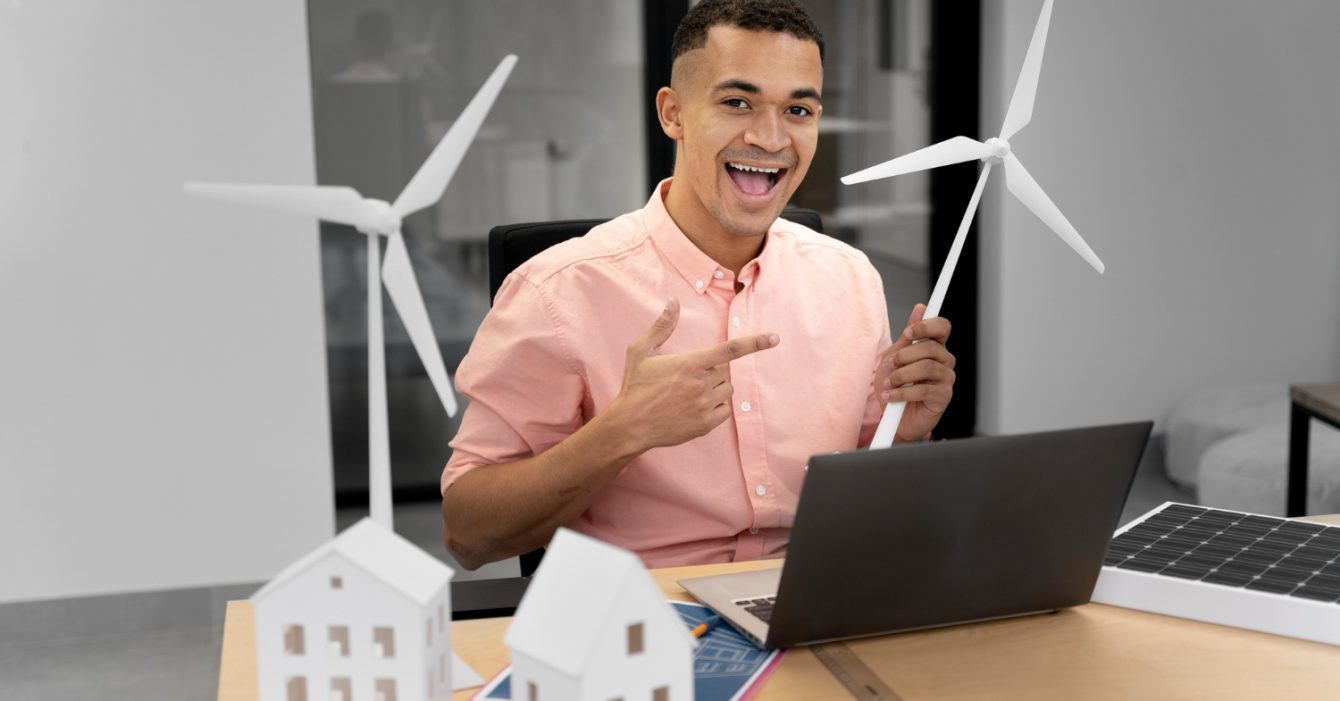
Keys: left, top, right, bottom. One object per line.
{"left": 684, "top": 333, "right": 780, "bottom": 368}
{"left": 888, "top": 303, "right": 927, "bottom": 353}
{"left": 902, "top": 315, "right": 952, "bottom": 344}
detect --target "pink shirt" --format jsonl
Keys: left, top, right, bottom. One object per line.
{"left": 443, "top": 180, "right": 892, "bottom": 567}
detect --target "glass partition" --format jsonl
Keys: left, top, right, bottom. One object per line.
{"left": 792, "top": 0, "right": 933, "bottom": 333}
{"left": 306, "top": 1, "right": 647, "bottom": 500}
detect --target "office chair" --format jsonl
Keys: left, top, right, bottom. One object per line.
{"left": 486, "top": 208, "right": 824, "bottom": 576}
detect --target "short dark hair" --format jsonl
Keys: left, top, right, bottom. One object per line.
{"left": 672, "top": 0, "right": 825, "bottom": 63}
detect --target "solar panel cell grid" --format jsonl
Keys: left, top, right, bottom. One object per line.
{"left": 1104, "top": 505, "right": 1340, "bottom": 603}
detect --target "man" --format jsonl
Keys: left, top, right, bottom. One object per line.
{"left": 441, "top": 0, "right": 955, "bottom": 570}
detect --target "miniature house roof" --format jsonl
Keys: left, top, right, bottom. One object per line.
{"left": 504, "top": 529, "right": 695, "bottom": 677}
{"left": 252, "top": 518, "right": 454, "bottom": 606}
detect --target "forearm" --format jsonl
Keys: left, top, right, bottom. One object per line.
{"left": 441, "top": 407, "right": 646, "bottom": 570}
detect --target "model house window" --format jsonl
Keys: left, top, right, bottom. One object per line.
{"left": 328, "top": 625, "right": 350, "bottom": 657}
{"left": 283, "top": 624, "right": 305, "bottom": 655}
{"left": 373, "top": 626, "right": 396, "bottom": 658}
{"left": 653, "top": 686, "right": 669, "bottom": 701}
{"left": 427, "top": 670, "right": 434, "bottom": 700}
{"left": 330, "top": 575, "right": 343, "bottom": 589}
{"left": 528, "top": 681, "right": 538, "bottom": 701}
{"left": 439, "top": 653, "right": 447, "bottom": 683}
{"left": 375, "top": 678, "right": 397, "bottom": 701}
{"left": 285, "top": 676, "right": 307, "bottom": 701}
{"left": 331, "top": 677, "right": 351, "bottom": 701}
{"left": 626, "top": 622, "right": 644, "bottom": 655}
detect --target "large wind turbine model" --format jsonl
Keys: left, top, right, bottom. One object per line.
{"left": 187, "top": 54, "right": 518, "bottom": 527}
{"left": 842, "top": 0, "right": 1101, "bottom": 449}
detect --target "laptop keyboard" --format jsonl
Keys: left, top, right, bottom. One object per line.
{"left": 734, "top": 595, "right": 777, "bottom": 623}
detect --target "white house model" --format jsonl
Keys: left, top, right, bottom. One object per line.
{"left": 505, "top": 528, "right": 696, "bottom": 701}
{"left": 252, "top": 518, "right": 455, "bottom": 701}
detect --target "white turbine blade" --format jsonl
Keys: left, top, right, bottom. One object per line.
{"left": 1003, "top": 154, "right": 1104, "bottom": 274}
{"left": 841, "top": 136, "right": 990, "bottom": 185}
{"left": 183, "top": 183, "right": 379, "bottom": 230}
{"left": 381, "top": 231, "right": 459, "bottom": 417}
{"left": 870, "top": 164, "right": 993, "bottom": 451}
{"left": 392, "top": 54, "right": 518, "bottom": 218}
{"left": 999, "top": 0, "right": 1054, "bottom": 140}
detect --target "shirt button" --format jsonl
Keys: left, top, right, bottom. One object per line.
{"left": 749, "top": 527, "right": 759, "bottom": 535}
{"left": 755, "top": 485, "right": 767, "bottom": 496}
{"left": 713, "top": 270, "right": 725, "bottom": 279}
{"left": 740, "top": 401, "right": 751, "bottom": 412}
{"left": 731, "top": 316, "right": 741, "bottom": 327}
{"left": 694, "top": 280, "right": 704, "bottom": 290}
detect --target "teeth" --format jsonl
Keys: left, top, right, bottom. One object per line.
{"left": 728, "top": 162, "right": 781, "bottom": 174}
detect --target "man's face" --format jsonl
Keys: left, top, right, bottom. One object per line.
{"left": 662, "top": 26, "right": 823, "bottom": 238}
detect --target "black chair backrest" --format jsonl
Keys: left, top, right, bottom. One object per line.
{"left": 484, "top": 208, "right": 823, "bottom": 576}
{"left": 487, "top": 208, "right": 824, "bottom": 301}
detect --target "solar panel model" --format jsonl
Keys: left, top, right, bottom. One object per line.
{"left": 1092, "top": 502, "right": 1340, "bottom": 646}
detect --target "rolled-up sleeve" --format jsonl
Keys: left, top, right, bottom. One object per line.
{"left": 441, "top": 271, "right": 588, "bottom": 494}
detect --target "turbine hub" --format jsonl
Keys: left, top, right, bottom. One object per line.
{"left": 984, "top": 137, "right": 1011, "bottom": 165}
{"left": 356, "top": 199, "right": 401, "bottom": 237}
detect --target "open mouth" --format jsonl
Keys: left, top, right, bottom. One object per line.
{"left": 725, "top": 162, "right": 787, "bottom": 198}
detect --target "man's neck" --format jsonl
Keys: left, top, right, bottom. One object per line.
{"left": 662, "top": 179, "right": 766, "bottom": 278}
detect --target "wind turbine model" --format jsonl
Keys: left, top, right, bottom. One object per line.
{"left": 187, "top": 54, "right": 518, "bottom": 527}
{"left": 842, "top": 0, "right": 1102, "bottom": 449}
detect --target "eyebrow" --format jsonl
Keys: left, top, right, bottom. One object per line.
{"left": 712, "top": 79, "right": 823, "bottom": 103}
{"left": 790, "top": 87, "right": 822, "bottom": 102}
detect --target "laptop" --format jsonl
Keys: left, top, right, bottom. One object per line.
{"left": 679, "top": 421, "right": 1153, "bottom": 648}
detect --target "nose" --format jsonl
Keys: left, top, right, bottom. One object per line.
{"left": 743, "top": 111, "right": 790, "bottom": 154}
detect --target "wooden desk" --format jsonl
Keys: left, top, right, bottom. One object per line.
{"left": 1289, "top": 383, "right": 1340, "bottom": 516}
{"left": 220, "top": 530, "right": 1340, "bottom": 701}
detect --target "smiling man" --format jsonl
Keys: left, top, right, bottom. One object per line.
{"left": 440, "top": 0, "right": 955, "bottom": 570}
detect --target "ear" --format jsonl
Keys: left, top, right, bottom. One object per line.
{"left": 656, "top": 87, "right": 684, "bottom": 141}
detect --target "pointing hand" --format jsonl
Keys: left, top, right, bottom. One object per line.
{"left": 609, "top": 299, "right": 780, "bottom": 451}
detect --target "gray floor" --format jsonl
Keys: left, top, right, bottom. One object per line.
{"left": 0, "top": 443, "right": 1191, "bottom": 701}
{"left": 0, "top": 503, "right": 496, "bottom": 701}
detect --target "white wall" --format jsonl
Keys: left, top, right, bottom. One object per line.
{"left": 0, "top": 1, "right": 334, "bottom": 602}
{"left": 979, "top": 0, "right": 1340, "bottom": 435}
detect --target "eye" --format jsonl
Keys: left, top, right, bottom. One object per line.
{"left": 787, "top": 105, "right": 814, "bottom": 117}
{"left": 723, "top": 98, "right": 749, "bottom": 110}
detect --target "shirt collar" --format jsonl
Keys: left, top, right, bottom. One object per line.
{"left": 641, "top": 178, "right": 776, "bottom": 295}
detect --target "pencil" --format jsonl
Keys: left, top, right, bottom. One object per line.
{"left": 691, "top": 616, "right": 722, "bottom": 639}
